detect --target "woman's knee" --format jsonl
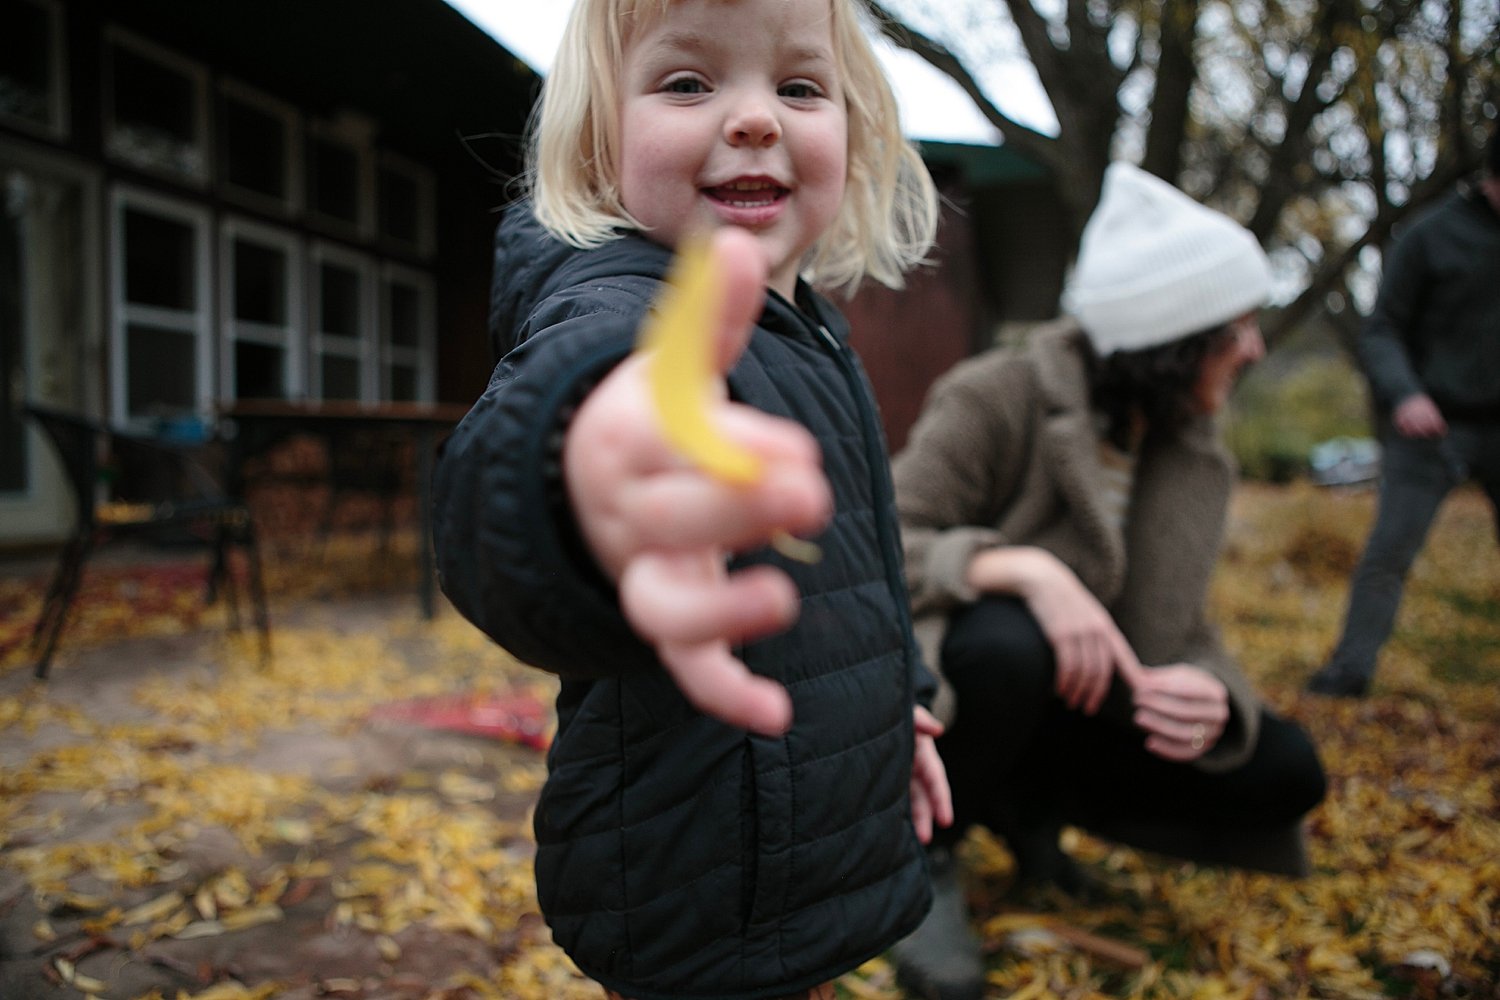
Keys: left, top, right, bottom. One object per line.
{"left": 1258, "top": 715, "right": 1328, "bottom": 814}
{"left": 940, "top": 597, "right": 1054, "bottom": 701}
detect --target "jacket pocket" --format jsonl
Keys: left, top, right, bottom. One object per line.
{"left": 744, "top": 735, "right": 794, "bottom": 929}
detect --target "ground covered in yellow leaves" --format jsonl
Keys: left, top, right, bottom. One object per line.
{"left": 0, "top": 482, "right": 1497, "bottom": 999}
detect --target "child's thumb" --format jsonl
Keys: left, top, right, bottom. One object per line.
{"left": 709, "top": 227, "right": 770, "bottom": 375}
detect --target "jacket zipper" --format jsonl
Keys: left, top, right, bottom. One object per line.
{"left": 810, "top": 321, "right": 921, "bottom": 703}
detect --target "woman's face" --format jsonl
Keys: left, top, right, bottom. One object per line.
{"left": 1192, "top": 313, "right": 1264, "bottom": 415}
{"left": 615, "top": 0, "right": 848, "bottom": 298}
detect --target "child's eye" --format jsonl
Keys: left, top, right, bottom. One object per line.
{"left": 663, "top": 75, "right": 708, "bottom": 95}
{"left": 779, "top": 81, "right": 824, "bottom": 100}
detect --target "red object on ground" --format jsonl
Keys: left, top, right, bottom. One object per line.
{"left": 367, "top": 692, "right": 552, "bottom": 750}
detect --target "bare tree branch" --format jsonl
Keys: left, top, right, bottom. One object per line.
{"left": 1141, "top": 0, "right": 1201, "bottom": 182}
{"left": 1245, "top": 0, "right": 1350, "bottom": 241}
{"left": 1264, "top": 153, "right": 1472, "bottom": 347}
{"left": 862, "top": 1, "right": 1059, "bottom": 162}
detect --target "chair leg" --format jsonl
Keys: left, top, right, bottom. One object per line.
{"left": 31, "top": 534, "right": 92, "bottom": 680}
{"left": 212, "top": 521, "right": 244, "bottom": 632}
{"left": 241, "top": 519, "right": 272, "bottom": 665}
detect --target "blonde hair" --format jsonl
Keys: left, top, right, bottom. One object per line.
{"left": 526, "top": 0, "right": 937, "bottom": 295}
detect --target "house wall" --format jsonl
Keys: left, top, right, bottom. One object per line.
{"left": 0, "top": 0, "right": 533, "bottom": 545}
{"left": 844, "top": 170, "right": 1071, "bottom": 453}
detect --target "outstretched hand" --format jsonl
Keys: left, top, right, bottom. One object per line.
{"left": 563, "top": 228, "right": 832, "bottom": 737}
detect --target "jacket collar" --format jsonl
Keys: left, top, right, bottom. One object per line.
{"left": 1030, "top": 321, "right": 1129, "bottom": 596}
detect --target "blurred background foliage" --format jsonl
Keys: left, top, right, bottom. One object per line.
{"left": 865, "top": 0, "right": 1498, "bottom": 351}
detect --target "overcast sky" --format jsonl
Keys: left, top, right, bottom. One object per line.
{"left": 444, "top": 0, "right": 1060, "bottom": 145}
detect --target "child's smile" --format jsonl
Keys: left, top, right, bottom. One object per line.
{"left": 706, "top": 178, "right": 787, "bottom": 213}
{"left": 618, "top": 0, "right": 848, "bottom": 298}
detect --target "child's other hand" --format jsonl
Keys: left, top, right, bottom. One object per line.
{"left": 563, "top": 228, "right": 832, "bottom": 736}
{"left": 909, "top": 706, "right": 953, "bottom": 844}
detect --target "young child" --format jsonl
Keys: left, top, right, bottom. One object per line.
{"left": 433, "top": 0, "right": 952, "bottom": 997}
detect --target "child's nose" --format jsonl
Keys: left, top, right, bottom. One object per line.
{"left": 726, "top": 96, "right": 781, "bottom": 147}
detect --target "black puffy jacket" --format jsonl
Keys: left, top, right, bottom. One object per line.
{"left": 433, "top": 204, "right": 934, "bottom": 1000}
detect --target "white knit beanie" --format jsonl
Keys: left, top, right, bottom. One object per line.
{"left": 1062, "top": 162, "right": 1272, "bottom": 356}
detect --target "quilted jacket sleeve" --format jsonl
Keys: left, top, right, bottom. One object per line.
{"left": 432, "top": 310, "right": 660, "bottom": 679}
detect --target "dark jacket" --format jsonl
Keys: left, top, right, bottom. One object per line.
{"left": 1359, "top": 183, "right": 1500, "bottom": 420}
{"left": 433, "top": 203, "right": 933, "bottom": 1000}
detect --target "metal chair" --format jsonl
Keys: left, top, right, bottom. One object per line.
{"left": 22, "top": 403, "right": 270, "bottom": 678}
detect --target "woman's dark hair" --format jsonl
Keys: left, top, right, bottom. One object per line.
{"left": 1086, "top": 324, "right": 1232, "bottom": 450}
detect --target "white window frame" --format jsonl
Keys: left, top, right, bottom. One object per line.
{"left": 309, "top": 241, "right": 376, "bottom": 403}
{"left": 0, "top": 142, "right": 102, "bottom": 545}
{"left": 219, "top": 216, "right": 305, "bottom": 404}
{"left": 0, "top": 0, "right": 69, "bottom": 140}
{"left": 379, "top": 263, "right": 435, "bottom": 403}
{"left": 376, "top": 151, "right": 435, "bottom": 258}
{"left": 109, "top": 185, "right": 213, "bottom": 426}
{"left": 102, "top": 27, "right": 210, "bottom": 187}
{"left": 307, "top": 119, "right": 375, "bottom": 239}
{"left": 218, "top": 78, "right": 302, "bottom": 216}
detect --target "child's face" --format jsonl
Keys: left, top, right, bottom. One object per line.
{"left": 617, "top": 0, "right": 848, "bottom": 298}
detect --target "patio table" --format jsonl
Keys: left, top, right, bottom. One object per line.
{"left": 219, "top": 400, "right": 470, "bottom": 618}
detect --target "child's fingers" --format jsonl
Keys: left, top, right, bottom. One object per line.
{"left": 909, "top": 737, "right": 953, "bottom": 843}
{"left": 913, "top": 705, "right": 945, "bottom": 739}
{"left": 913, "top": 732, "right": 954, "bottom": 830}
{"left": 620, "top": 461, "right": 831, "bottom": 553}
{"left": 621, "top": 554, "right": 800, "bottom": 647}
{"left": 658, "top": 637, "right": 793, "bottom": 737}
{"left": 910, "top": 784, "right": 933, "bottom": 844}
{"left": 708, "top": 227, "right": 771, "bottom": 375}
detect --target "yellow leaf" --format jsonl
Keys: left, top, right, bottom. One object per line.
{"left": 218, "top": 903, "right": 284, "bottom": 931}
{"left": 120, "top": 890, "right": 186, "bottom": 927}
{"left": 638, "top": 236, "right": 762, "bottom": 485}
{"left": 173, "top": 919, "right": 226, "bottom": 939}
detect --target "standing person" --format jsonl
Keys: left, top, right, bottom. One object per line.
{"left": 1307, "top": 127, "right": 1500, "bottom": 698}
{"left": 432, "top": 1, "right": 953, "bottom": 998}
{"left": 888, "top": 163, "right": 1327, "bottom": 1000}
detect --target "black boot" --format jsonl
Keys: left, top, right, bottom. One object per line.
{"left": 888, "top": 847, "right": 985, "bottom": 1000}
{"left": 1305, "top": 662, "right": 1371, "bottom": 697}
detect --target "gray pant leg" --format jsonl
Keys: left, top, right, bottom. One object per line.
{"left": 1454, "top": 422, "right": 1500, "bottom": 543}
{"left": 1325, "top": 433, "right": 1461, "bottom": 678}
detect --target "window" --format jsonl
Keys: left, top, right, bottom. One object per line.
{"left": 380, "top": 265, "right": 434, "bottom": 402}
{"left": 308, "top": 120, "right": 373, "bottom": 236}
{"left": 0, "top": 0, "right": 67, "bottom": 138}
{"left": 310, "top": 243, "right": 374, "bottom": 402}
{"left": 110, "top": 187, "right": 211, "bottom": 425}
{"left": 220, "top": 218, "right": 303, "bottom": 403}
{"left": 219, "top": 80, "right": 300, "bottom": 214}
{"left": 104, "top": 29, "right": 209, "bottom": 184}
{"left": 377, "top": 153, "right": 434, "bottom": 257}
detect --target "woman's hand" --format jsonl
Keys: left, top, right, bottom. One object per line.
{"left": 1130, "top": 664, "right": 1229, "bottom": 762}
{"left": 967, "top": 546, "right": 1142, "bottom": 715}
{"left": 909, "top": 706, "right": 953, "bottom": 844}
{"left": 563, "top": 229, "right": 833, "bottom": 737}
